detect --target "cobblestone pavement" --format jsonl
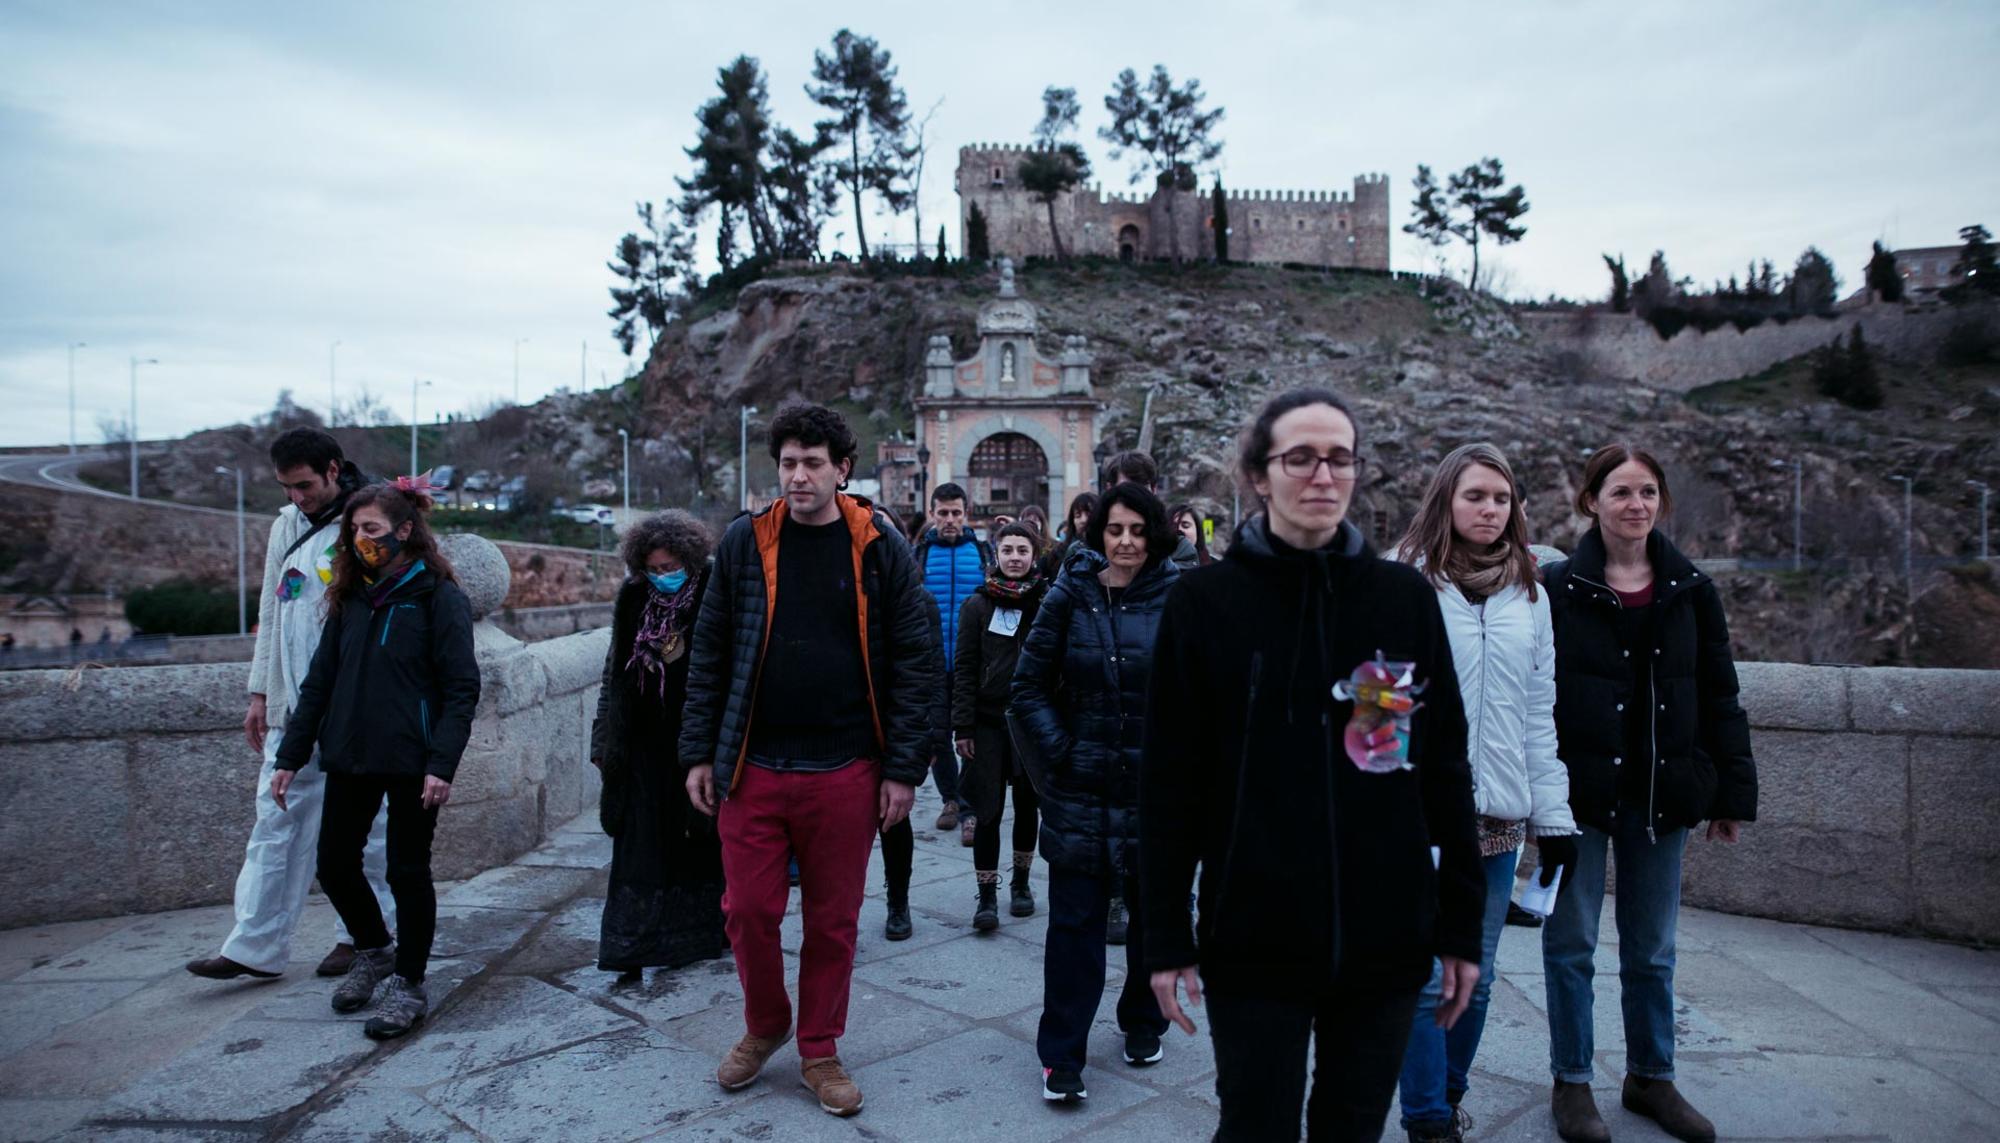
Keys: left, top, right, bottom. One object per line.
{"left": 3, "top": 786, "right": 1997, "bottom": 1142}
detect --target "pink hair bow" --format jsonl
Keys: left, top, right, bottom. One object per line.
{"left": 394, "top": 471, "right": 436, "bottom": 494}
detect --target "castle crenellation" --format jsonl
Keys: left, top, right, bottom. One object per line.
{"left": 958, "top": 142, "right": 1390, "bottom": 268}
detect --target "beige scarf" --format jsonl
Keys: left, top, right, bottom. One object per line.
{"left": 1445, "top": 540, "right": 1517, "bottom": 600}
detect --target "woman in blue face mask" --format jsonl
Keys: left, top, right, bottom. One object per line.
{"left": 591, "top": 509, "right": 727, "bottom": 978}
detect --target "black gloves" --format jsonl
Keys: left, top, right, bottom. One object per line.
{"left": 1535, "top": 834, "right": 1579, "bottom": 887}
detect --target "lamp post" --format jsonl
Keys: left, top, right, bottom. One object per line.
{"left": 328, "top": 340, "right": 341, "bottom": 423}
{"left": 1970, "top": 480, "right": 1991, "bottom": 561}
{"left": 410, "top": 379, "right": 432, "bottom": 476}
{"left": 916, "top": 442, "right": 932, "bottom": 509}
{"left": 1770, "top": 458, "right": 1802, "bottom": 571}
{"left": 739, "top": 404, "right": 759, "bottom": 511}
{"left": 67, "top": 341, "right": 85, "bottom": 454}
{"left": 1890, "top": 474, "right": 1914, "bottom": 608}
{"left": 129, "top": 356, "right": 158, "bottom": 498}
{"left": 513, "top": 337, "right": 529, "bottom": 405}
{"left": 617, "top": 428, "right": 631, "bottom": 518}
{"left": 214, "top": 466, "right": 247, "bottom": 634}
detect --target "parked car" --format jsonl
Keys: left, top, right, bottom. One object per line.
{"left": 569, "top": 504, "right": 615, "bottom": 526}
{"left": 429, "top": 465, "right": 456, "bottom": 491}
{"left": 462, "top": 470, "right": 494, "bottom": 493}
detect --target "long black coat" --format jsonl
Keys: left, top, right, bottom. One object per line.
{"left": 1543, "top": 528, "right": 1758, "bottom": 835}
{"left": 591, "top": 572, "right": 707, "bottom": 834}
{"left": 1010, "top": 546, "right": 1177, "bottom": 878}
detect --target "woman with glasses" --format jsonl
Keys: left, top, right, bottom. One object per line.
{"left": 1139, "top": 387, "right": 1484, "bottom": 1142}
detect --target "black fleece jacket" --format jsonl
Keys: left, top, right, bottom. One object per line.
{"left": 1139, "top": 517, "right": 1483, "bottom": 993}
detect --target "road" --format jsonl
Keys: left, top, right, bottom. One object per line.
{"left": 0, "top": 448, "right": 250, "bottom": 521}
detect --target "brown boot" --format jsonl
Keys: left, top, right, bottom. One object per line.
{"left": 184, "top": 955, "right": 280, "bottom": 981}
{"left": 716, "top": 1028, "right": 791, "bottom": 1091}
{"left": 801, "top": 1055, "right": 863, "bottom": 1117}
{"left": 1622, "top": 1075, "right": 1715, "bottom": 1143}
{"left": 1551, "top": 1081, "right": 1611, "bottom": 1143}
{"left": 316, "top": 942, "right": 357, "bottom": 977}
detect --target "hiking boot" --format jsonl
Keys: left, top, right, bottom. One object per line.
{"left": 960, "top": 813, "right": 977, "bottom": 846}
{"left": 1446, "top": 1093, "right": 1476, "bottom": 1136}
{"left": 1042, "top": 1066, "right": 1087, "bottom": 1103}
{"left": 1623, "top": 1075, "right": 1715, "bottom": 1143}
{"left": 1505, "top": 901, "right": 1545, "bottom": 928}
{"left": 1551, "top": 1080, "right": 1611, "bottom": 1143}
{"left": 1406, "top": 1119, "right": 1464, "bottom": 1143}
{"left": 363, "top": 975, "right": 427, "bottom": 1040}
{"left": 973, "top": 883, "right": 1000, "bottom": 932}
{"left": 184, "top": 955, "right": 280, "bottom": 981}
{"left": 1122, "top": 1031, "right": 1163, "bottom": 1067}
{"left": 884, "top": 889, "right": 913, "bottom": 941}
{"left": 1010, "top": 865, "right": 1036, "bottom": 917}
{"left": 316, "top": 942, "right": 357, "bottom": 977}
{"left": 801, "top": 1055, "right": 863, "bottom": 1116}
{"left": 330, "top": 945, "right": 395, "bottom": 1013}
{"left": 935, "top": 804, "right": 959, "bottom": 831}
{"left": 1106, "top": 896, "right": 1129, "bottom": 946}
{"left": 717, "top": 1028, "right": 792, "bottom": 1091}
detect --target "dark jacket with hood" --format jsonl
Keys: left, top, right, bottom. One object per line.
{"left": 1010, "top": 545, "right": 1178, "bottom": 878}
{"left": 277, "top": 560, "right": 481, "bottom": 781}
{"left": 1138, "top": 516, "right": 1483, "bottom": 993}
{"left": 1541, "top": 527, "right": 1757, "bottom": 835}
{"left": 950, "top": 570, "right": 1047, "bottom": 732}
{"left": 591, "top": 570, "right": 709, "bottom": 834}
{"left": 678, "top": 493, "right": 936, "bottom": 800}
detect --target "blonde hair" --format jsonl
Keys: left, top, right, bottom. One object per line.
{"left": 1395, "top": 442, "right": 1539, "bottom": 601}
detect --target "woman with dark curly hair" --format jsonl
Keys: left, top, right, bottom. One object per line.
{"left": 591, "top": 509, "right": 728, "bottom": 976}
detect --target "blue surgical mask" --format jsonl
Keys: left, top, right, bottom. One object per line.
{"left": 648, "top": 569, "right": 689, "bottom": 594}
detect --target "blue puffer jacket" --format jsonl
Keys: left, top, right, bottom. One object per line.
{"left": 1010, "top": 546, "right": 1178, "bottom": 878}
{"left": 914, "top": 529, "right": 991, "bottom": 663}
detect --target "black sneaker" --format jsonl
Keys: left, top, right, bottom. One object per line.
{"left": 1406, "top": 1118, "right": 1464, "bottom": 1143}
{"left": 1042, "top": 1067, "right": 1087, "bottom": 1103}
{"left": 1106, "top": 896, "right": 1129, "bottom": 946}
{"left": 1505, "top": 901, "right": 1544, "bottom": 928}
{"left": 1122, "top": 1031, "right": 1163, "bottom": 1067}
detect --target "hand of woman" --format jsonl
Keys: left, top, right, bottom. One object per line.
{"left": 1435, "top": 955, "right": 1481, "bottom": 1029}
{"left": 270, "top": 767, "right": 294, "bottom": 812}
{"left": 422, "top": 775, "right": 452, "bottom": 809}
{"left": 1705, "top": 819, "right": 1743, "bottom": 843}
{"left": 955, "top": 736, "right": 975, "bottom": 759}
{"left": 1150, "top": 966, "right": 1203, "bottom": 1035}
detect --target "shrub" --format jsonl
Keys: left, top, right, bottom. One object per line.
{"left": 125, "top": 577, "right": 254, "bottom": 636}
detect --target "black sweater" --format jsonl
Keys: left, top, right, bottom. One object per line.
{"left": 1139, "top": 517, "right": 1483, "bottom": 993}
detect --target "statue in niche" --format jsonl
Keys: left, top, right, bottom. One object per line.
{"left": 1000, "top": 343, "right": 1017, "bottom": 385}
{"left": 997, "top": 256, "right": 1016, "bottom": 298}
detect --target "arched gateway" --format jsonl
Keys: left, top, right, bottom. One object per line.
{"left": 913, "top": 259, "right": 1101, "bottom": 525}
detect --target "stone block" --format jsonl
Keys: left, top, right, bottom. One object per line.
{"left": 129, "top": 733, "right": 259, "bottom": 914}
{"left": 361, "top": 976, "right": 637, "bottom": 1088}
{"left": 423, "top": 1027, "right": 727, "bottom": 1143}
{"left": 1911, "top": 736, "right": 2000, "bottom": 941}
{"left": 0, "top": 662, "right": 243, "bottom": 742}
{"left": 289, "top": 1082, "right": 479, "bottom": 1141}
{"left": 847, "top": 1027, "right": 1158, "bottom": 1140}
{"left": 0, "top": 977, "right": 152, "bottom": 1058}
{"left": 486, "top": 647, "right": 548, "bottom": 716}
{"left": 1849, "top": 667, "right": 2000, "bottom": 737}
{"left": 1737, "top": 661, "right": 1849, "bottom": 730}
{"left": 439, "top": 533, "right": 511, "bottom": 619}
{"left": 533, "top": 629, "right": 610, "bottom": 696}
{"left": 100, "top": 1016, "right": 379, "bottom": 1123}
{"left": 0, "top": 739, "right": 137, "bottom": 928}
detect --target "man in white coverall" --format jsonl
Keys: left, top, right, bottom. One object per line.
{"left": 186, "top": 428, "right": 393, "bottom": 980}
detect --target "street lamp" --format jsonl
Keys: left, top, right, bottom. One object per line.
{"left": 617, "top": 428, "right": 631, "bottom": 519}
{"left": 67, "top": 341, "right": 85, "bottom": 455}
{"left": 129, "top": 356, "right": 158, "bottom": 498}
{"left": 1890, "top": 474, "right": 1914, "bottom": 608}
{"left": 1092, "top": 438, "right": 1114, "bottom": 491}
{"left": 328, "top": 340, "right": 342, "bottom": 423}
{"left": 410, "top": 379, "right": 432, "bottom": 476}
{"left": 513, "top": 337, "right": 529, "bottom": 405}
{"left": 214, "top": 466, "right": 247, "bottom": 635}
{"left": 916, "top": 441, "right": 932, "bottom": 507}
{"left": 739, "top": 404, "right": 759, "bottom": 511}
{"left": 1970, "top": 480, "right": 1991, "bottom": 561}
{"left": 1770, "top": 458, "right": 1802, "bottom": 571}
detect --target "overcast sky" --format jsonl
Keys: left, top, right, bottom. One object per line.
{"left": 2, "top": 0, "right": 1995, "bottom": 447}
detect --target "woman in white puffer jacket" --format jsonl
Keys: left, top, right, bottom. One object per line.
{"left": 1392, "top": 442, "right": 1580, "bottom": 1142}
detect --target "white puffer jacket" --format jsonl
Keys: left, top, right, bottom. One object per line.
{"left": 1433, "top": 577, "right": 1578, "bottom": 836}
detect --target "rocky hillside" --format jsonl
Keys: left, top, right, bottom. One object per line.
{"left": 632, "top": 258, "right": 2000, "bottom": 668}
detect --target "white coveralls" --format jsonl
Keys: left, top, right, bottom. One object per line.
{"left": 217, "top": 504, "right": 393, "bottom": 973}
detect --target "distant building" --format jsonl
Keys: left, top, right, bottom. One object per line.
{"left": 1894, "top": 245, "right": 1969, "bottom": 297}
{"left": 957, "top": 143, "right": 1391, "bottom": 270}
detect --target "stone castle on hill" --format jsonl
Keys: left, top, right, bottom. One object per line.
{"left": 956, "top": 143, "right": 1391, "bottom": 269}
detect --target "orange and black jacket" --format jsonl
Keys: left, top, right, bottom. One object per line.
{"left": 677, "top": 493, "right": 938, "bottom": 800}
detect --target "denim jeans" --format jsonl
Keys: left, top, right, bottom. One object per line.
{"left": 1399, "top": 847, "right": 1519, "bottom": 1127}
{"left": 1542, "top": 815, "right": 1686, "bottom": 1083}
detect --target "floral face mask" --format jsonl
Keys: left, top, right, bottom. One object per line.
{"left": 1330, "top": 652, "right": 1427, "bottom": 773}
{"left": 352, "top": 531, "right": 405, "bottom": 570}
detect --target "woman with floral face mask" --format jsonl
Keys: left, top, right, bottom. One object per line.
{"left": 590, "top": 510, "right": 727, "bottom": 979}
{"left": 272, "top": 479, "right": 479, "bottom": 1041}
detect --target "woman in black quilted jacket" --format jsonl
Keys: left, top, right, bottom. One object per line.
{"left": 1010, "top": 482, "right": 1177, "bottom": 1105}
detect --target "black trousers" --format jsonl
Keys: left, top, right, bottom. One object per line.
{"left": 1205, "top": 978, "right": 1421, "bottom": 1143}
{"left": 1037, "top": 868, "right": 1167, "bottom": 1071}
{"left": 318, "top": 772, "right": 439, "bottom": 983}
{"left": 880, "top": 816, "right": 912, "bottom": 896}
{"left": 969, "top": 724, "right": 1038, "bottom": 873}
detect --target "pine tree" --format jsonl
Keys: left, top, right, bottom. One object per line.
{"left": 936, "top": 225, "right": 947, "bottom": 263}
{"left": 966, "top": 202, "right": 990, "bottom": 261}
{"left": 807, "top": 29, "right": 914, "bottom": 260}
{"left": 1845, "top": 326, "right": 1884, "bottom": 408}
{"left": 1099, "top": 65, "right": 1225, "bottom": 266}
{"left": 1865, "top": 240, "right": 1905, "bottom": 302}
{"left": 1403, "top": 158, "right": 1529, "bottom": 293}
{"left": 606, "top": 202, "right": 694, "bottom": 355}
{"left": 1951, "top": 223, "right": 1998, "bottom": 298}
{"left": 1788, "top": 247, "right": 1839, "bottom": 315}
{"left": 1603, "top": 253, "right": 1629, "bottom": 312}
{"left": 1017, "top": 86, "right": 1090, "bottom": 262}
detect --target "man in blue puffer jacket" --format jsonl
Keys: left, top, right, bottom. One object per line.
{"left": 911, "top": 482, "right": 992, "bottom": 836}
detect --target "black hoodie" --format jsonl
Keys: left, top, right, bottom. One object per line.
{"left": 1139, "top": 516, "right": 1482, "bottom": 994}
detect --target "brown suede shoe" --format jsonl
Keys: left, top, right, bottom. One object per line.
{"left": 1623, "top": 1075, "right": 1715, "bottom": 1143}
{"left": 185, "top": 955, "right": 280, "bottom": 981}
{"left": 716, "top": 1029, "right": 791, "bottom": 1091}
{"left": 801, "top": 1055, "right": 863, "bottom": 1117}
{"left": 936, "top": 805, "right": 959, "bottom": 831}
{"left": 1552, "top": 1080, "right": 1611, "bottom": 1143}
{"left": 315, "top": 942, "right": 357, "bottom": 978}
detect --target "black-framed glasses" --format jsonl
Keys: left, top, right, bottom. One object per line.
{"left": 1267, "top": 448, "right": 1366, "bottom": 480}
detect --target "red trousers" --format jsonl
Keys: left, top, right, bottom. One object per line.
{"left": 717, "top": 759, "right": 880, "bottom": 1059}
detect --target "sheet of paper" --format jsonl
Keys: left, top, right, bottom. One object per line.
{"left": 1517, "top": 865, "right": 1565, "bottom": 917}
{"left": 988, "top": 607, "right": 1022, "bottom": 636}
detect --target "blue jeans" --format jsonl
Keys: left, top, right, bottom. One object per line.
{"left": 1542, "top": 815, "right": 1686, "bottom": 1083}
{"left": 1399, "top": 847, "right": 1519, "bottom": 1127}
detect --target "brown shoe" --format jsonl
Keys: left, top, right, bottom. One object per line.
{"left": 801, "top": 1055, "right": 863, "bottom": 1117}
{"left": 1623, "top": 1075, "right": 1715, "bottom": 1143}
{"left": 717, "top": 1028, "right": 791, "bottom": 1091}
{"left": 1551, "top": 1080, "right": 1611, "bottom": 1143}
{"left": 316, "top": 942, "right": 357, "bottom": 977}
{"left": 935, "top": 805, "right": 959, "bottom": 831}
{"left": 185, "top": 955, "right": 280, "bottom": 981}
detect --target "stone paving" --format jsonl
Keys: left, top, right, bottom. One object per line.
{"left": 2, "top": 784, "right": 1998, "bottom": 1142}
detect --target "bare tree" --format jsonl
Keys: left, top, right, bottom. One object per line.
{"left": 907, "top": 96, "right": 944, "bottom": 256}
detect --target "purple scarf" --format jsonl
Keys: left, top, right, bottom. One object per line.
{"left": 627, "top": 570, "right": 702, "bottom": 697}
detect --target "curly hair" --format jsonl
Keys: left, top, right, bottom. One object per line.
{"left": 620, "top": 509, "right": 713, "bottom": 576}
{"left": 1084, "top": 482, "right": 1176, "bottom": 567}
{"left": 766, "top": 402, "right": 858, "bottom": 470}
{"left": 326, "top": 482, "right": 457, "bottom": 618}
